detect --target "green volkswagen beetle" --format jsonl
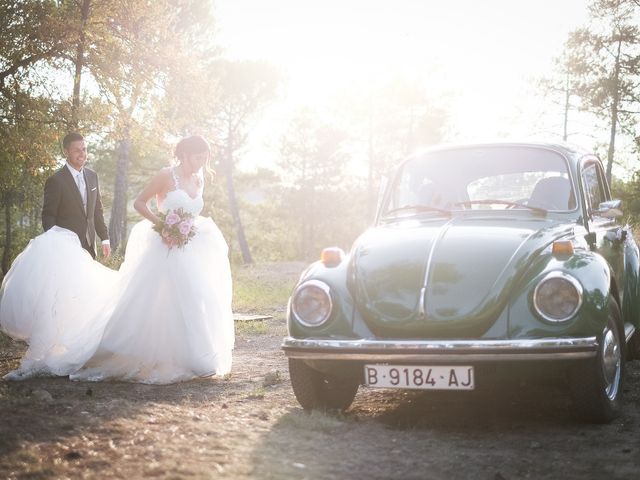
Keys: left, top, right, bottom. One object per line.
{"left": 282, "top": 142, "right": 640, "bottom": 422}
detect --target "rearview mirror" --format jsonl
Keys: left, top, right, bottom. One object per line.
{"left": 596, "top": 199, "right": 623, "bottom": 219}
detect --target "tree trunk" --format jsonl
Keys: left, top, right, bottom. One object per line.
{"left": 606, "top": 104, "right": 618, "bottom": 185}
{"left": 300, "top": 185, "right": 312, "bottom": 260}
{"left": 299, "top": 158, "right": 308, "bottom": 259}
{"left": 563, "top": 73, "right": 570, "bottom": 142}
{"left": 71, "top": 0, "right": 91, "bottom": 130}
{"left": 606, "top": 39, "right": 623, "bottom": 184}
{"left": 2, "top": 200, "right": 12, "bottom": 275}
{"left": 224, "top": 132, "right": 252, "bottom": 264}
{"left": 109, "top": 136, "right": 130, "bottom": 252}
{"left": 366, "top": 101, "right": 376, "bottom": 222}
{"left": 308, "top": 184, "right": 316, "bottom": 260}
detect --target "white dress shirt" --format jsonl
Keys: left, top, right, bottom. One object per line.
{"left": 66, "top": 163, "right": 86, "bottom": 211}
{"left": 66, "top": 163, "right": 110, "bottom": 247}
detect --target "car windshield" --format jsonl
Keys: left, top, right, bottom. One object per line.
{"left": 383, "top": 146, "right": 576, "bottom": 217}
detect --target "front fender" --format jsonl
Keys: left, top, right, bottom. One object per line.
{"left": 509, "top": 251, "right": 612, "bottom": 338}
{"left": 287, "top": 259, "right": 368, "bottom": 339}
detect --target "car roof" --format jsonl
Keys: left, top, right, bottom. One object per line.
{"left": 406, "top": 140, "right": 595, "bottom": 159}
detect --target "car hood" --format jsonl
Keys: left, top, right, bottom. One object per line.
{"left": 350, "top": 215, "right": 572, "bottom": 337}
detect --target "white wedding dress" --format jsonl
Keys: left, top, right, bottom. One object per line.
{"left": 0, "top": 170, "right": 234, "bottom": 384}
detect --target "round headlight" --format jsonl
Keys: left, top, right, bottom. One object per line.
{"left": 533, "top": 272, "right": 583, "bottom": 322}
{"left": 291, "top": 280, "right": 332, "bottom": 327}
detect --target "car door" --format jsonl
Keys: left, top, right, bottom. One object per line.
{"left": 579, "top": 158, "right": 625, "bottom": 303}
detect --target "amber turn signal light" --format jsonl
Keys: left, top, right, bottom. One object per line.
{"left": 552, "top": 240, "right": 574, "bottom": 256}
{"left": 320, "top": 247, "right": 344, "bottom": 267}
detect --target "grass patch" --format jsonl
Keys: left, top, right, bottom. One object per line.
{"left": 232, "top": 261, "right": 305, "bottom": 316}
{"left": 235, "top": 320, "right": 268, "bottom": 335}
{"left": 99, "top": 252, "right": 125, "bottom": 270}
{"left": 246, "top": 386, "right": 266, "bottom": 399}
{"left": 0, "top": 331, "right": 12, "bottom": 348}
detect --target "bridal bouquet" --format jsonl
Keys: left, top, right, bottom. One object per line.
{"left": 153, "top": 208, "right": 197, "bottom": 250}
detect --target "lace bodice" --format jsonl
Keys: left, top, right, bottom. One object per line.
{"left": 158, "top": 168, "right": 204, "bottom": 216}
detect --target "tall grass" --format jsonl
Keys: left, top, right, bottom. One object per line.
{"left": 231, "top": 261, "right": 305, "bottom": 317}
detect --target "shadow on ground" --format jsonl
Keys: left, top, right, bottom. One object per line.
{"left": 249, "top": 364, "right": 640, "bottom": 480}
{"left": 0, "top": 375, "right": 241, "bottom": 457}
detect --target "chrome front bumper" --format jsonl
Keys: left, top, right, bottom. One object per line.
{"left": 282, "top": 336, "right": 599, "bottom": 362}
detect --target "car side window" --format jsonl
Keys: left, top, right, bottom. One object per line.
{"left": 581, "top": 162, "right": 607, "bottom": 216}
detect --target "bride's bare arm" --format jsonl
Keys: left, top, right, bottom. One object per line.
{"left": 134, "top": 170, "right": 170, "bottom": 225}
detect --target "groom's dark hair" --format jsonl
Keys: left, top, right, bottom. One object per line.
{"left": 62, "top": 132, "right": 84, "bottom": 149}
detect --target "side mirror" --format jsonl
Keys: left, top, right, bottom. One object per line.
{"left": 596, "top": 199, "right": 623, "bottom": 219}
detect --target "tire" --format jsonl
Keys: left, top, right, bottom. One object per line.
{"left": 570, "top": 295, "right": 625, "bottom": 423}
{"left": 288, "top": 358, "right": 359, "bottom": 412}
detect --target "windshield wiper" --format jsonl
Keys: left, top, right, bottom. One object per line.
{"left": 454, "top": 199, "right": 547, "bottom": 215}
{"left": 384, "top": 204, "right": 452, "bottom": 218}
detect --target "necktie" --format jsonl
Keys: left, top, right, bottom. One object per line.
{"left": 76, "top": 171, "right": 87, "bottom": 212}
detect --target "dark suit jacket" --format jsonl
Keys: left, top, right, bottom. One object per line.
{"left": 42, "top": 165, "right": 109, "bottom": 258}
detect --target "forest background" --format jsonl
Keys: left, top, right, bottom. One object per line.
{"left": 1, "top": 0, "right": 640, "bottom": 277}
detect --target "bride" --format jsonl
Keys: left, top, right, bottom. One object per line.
{"left": 0, "top": 135, "right": 234, "bottom": 384}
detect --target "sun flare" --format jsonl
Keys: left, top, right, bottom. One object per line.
{"left": 216, "top": 0, "right": 589, "bottom": 140}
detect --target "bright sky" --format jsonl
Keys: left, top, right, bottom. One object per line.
{"left": 214, "top": 0, "right": 593, "bottom": 169}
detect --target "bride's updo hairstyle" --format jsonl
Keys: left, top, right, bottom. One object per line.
{"left": 174, "top": 135, "right": 214, "bottom": 179}
{"left": 174, "top": 135, "right": 209, "bottom": 160}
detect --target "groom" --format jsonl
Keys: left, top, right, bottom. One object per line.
{"left": 42, "top": 132, "right": 111, "bottom": 259}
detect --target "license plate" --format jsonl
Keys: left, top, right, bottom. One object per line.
{"left": 364, "top": 364, "right": 474, "bottom": 390}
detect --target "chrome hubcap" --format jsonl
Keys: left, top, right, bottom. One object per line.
{"left": 601, "top": 327, "right": 621, "bottom": 401}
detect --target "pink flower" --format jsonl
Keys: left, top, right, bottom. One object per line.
{"left": 153, "top": 208, "right": 197, "bottom": 250}
{"left": 165, "top": 212, "right": 180, "bottom": 225}
{"left": 178, "top": 220, "right": 193, "bottom": 235}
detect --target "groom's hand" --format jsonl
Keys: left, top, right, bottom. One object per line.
{"left": 102, "top": 244, "right": 111, "bottom": 258}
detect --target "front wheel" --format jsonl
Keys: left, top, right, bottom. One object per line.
{"left": 570, "top": 296, "right": 625, "bottom": 423}
{"left": 288, "top": 358, "right": 359, "bottom": 412}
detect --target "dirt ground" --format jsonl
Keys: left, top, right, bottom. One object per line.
{"left": 1, "top": 315, "right": 640, "bottom": 479}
